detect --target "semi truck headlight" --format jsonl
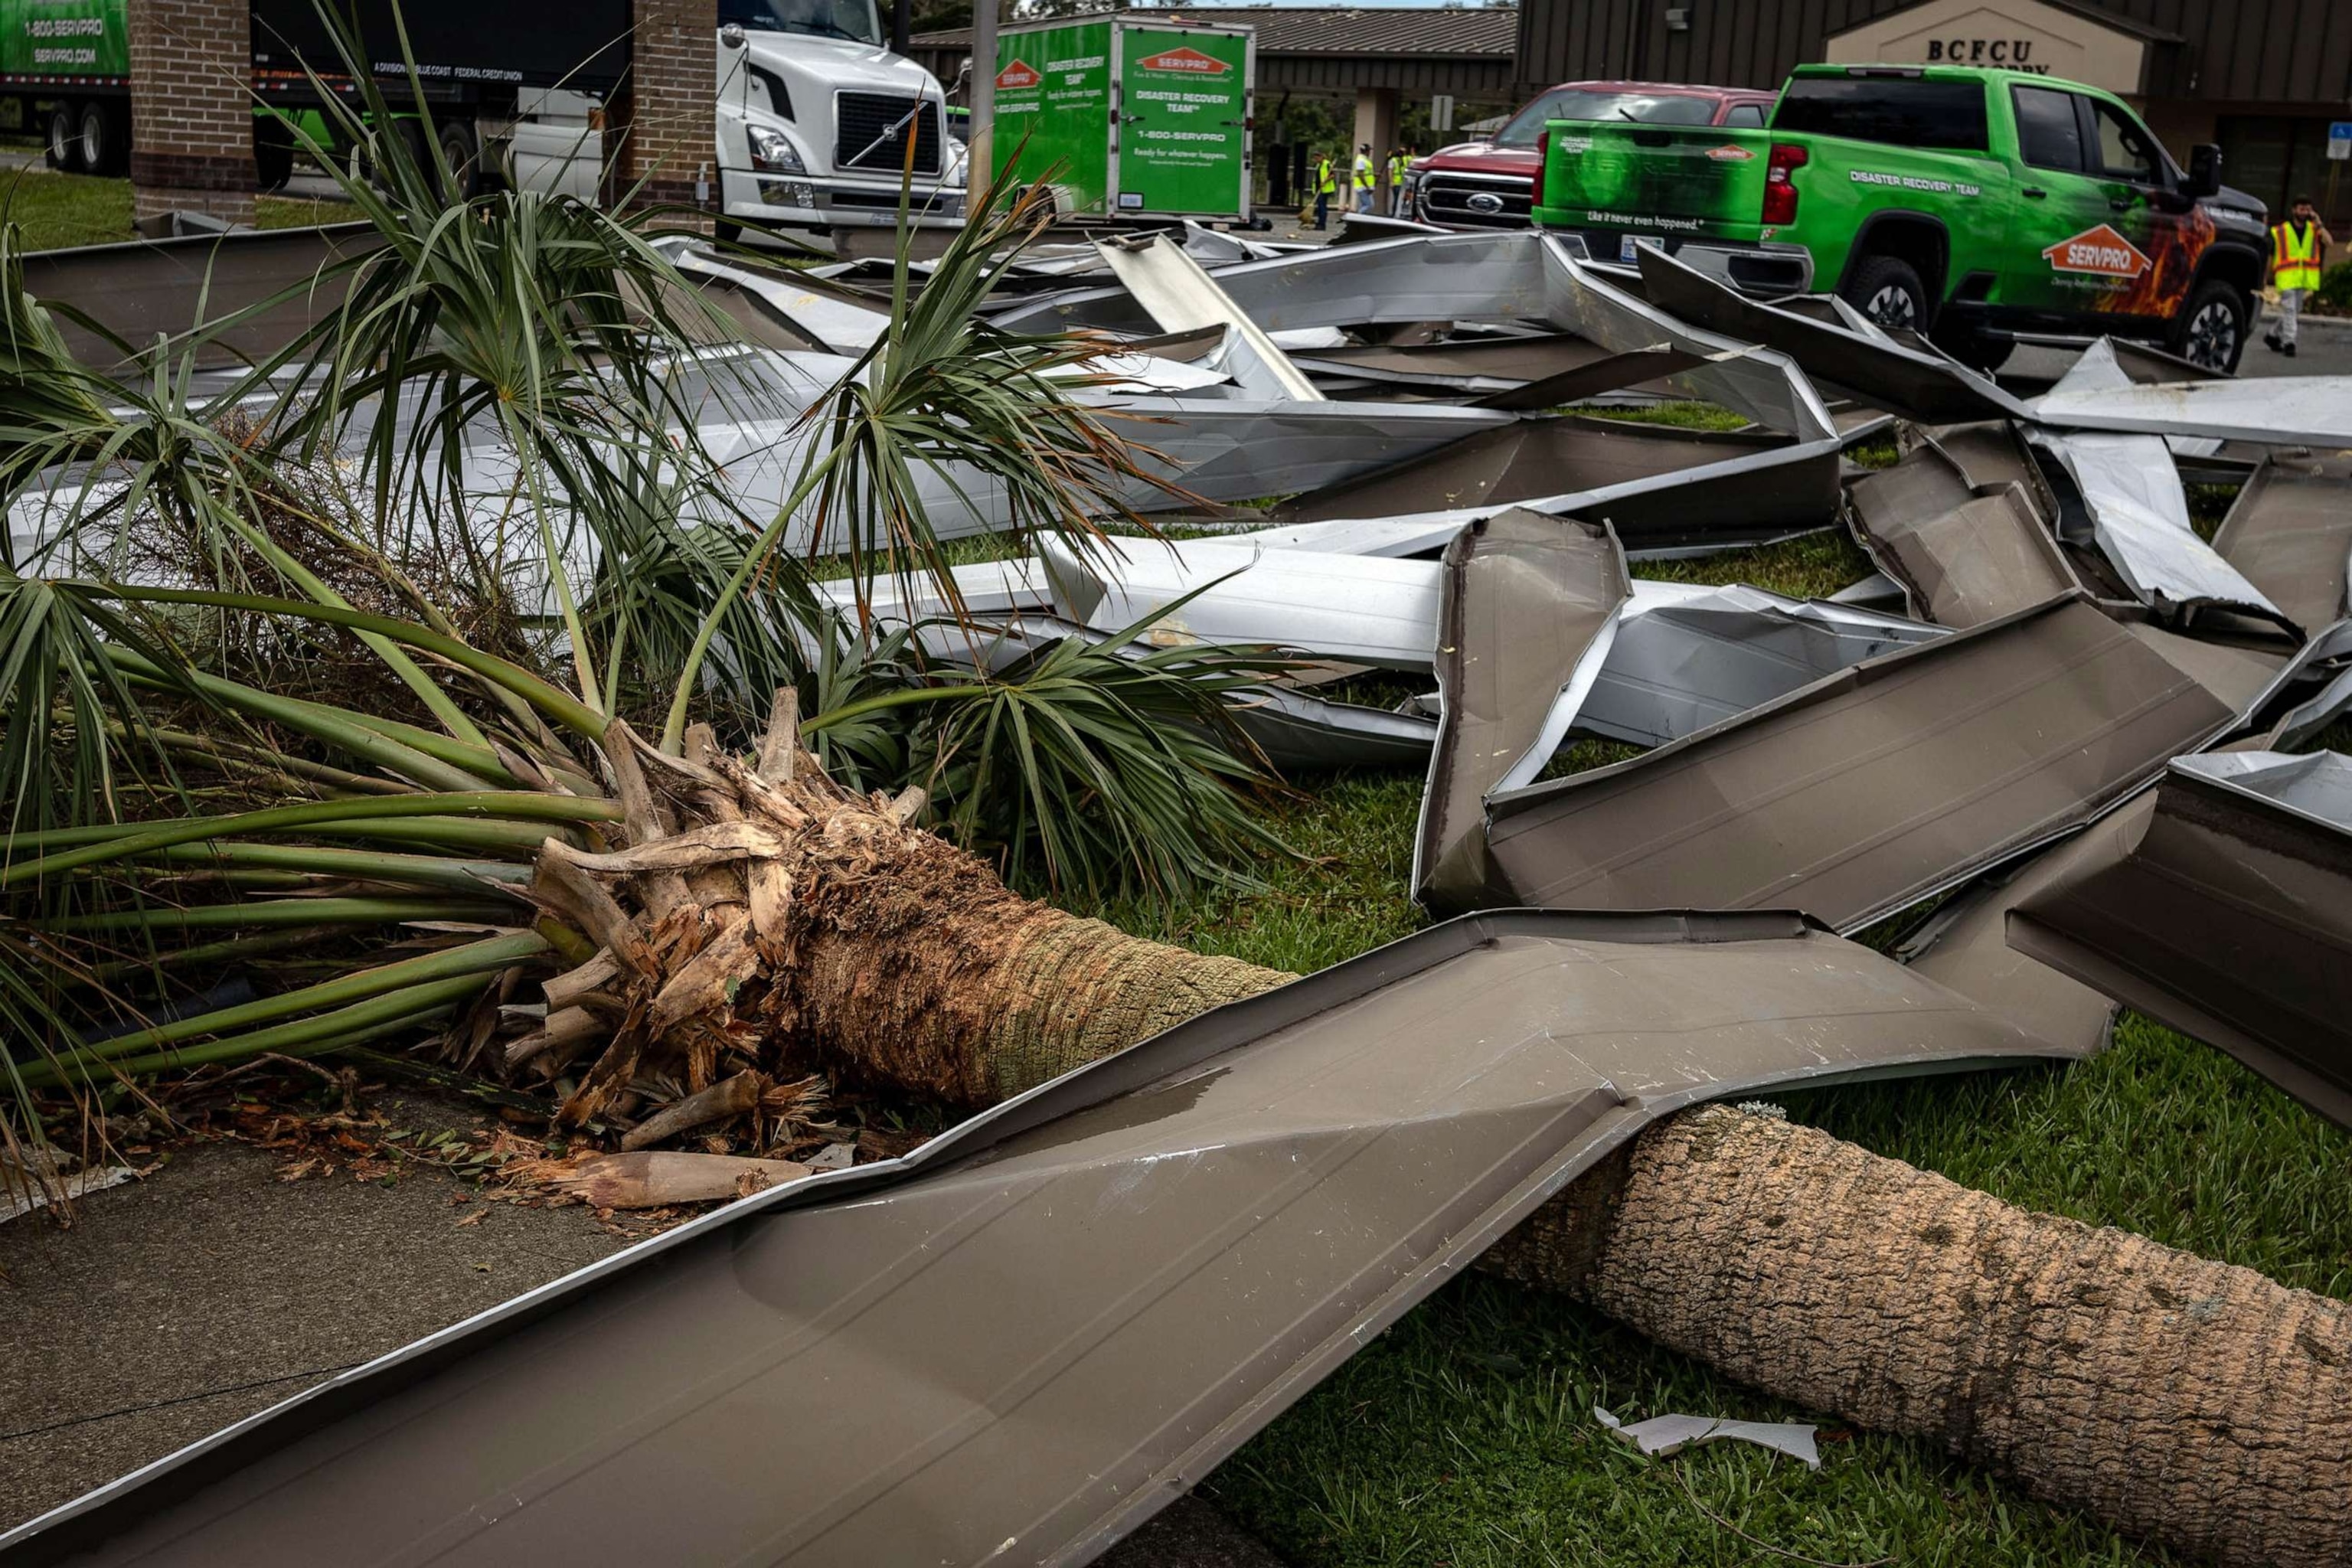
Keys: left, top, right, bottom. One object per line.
{"left": 749, "top": 126, "right": 805, "bottom": 174}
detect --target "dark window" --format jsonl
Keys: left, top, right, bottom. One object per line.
{"left": 2092, "top": 99, "right": 2158, "bottom": 183}
{"left": 2012, "top": 86, "right": 2085, "bottom": 172}
{"left": 1723, "top": 103, "right": 1766, "bottom": 128}
{"left": 1498, "top": 88, "right": 1721, "bottom": 146}
{"left": 1772, "top": 75, "right": 1989, "bottom": 152}
{"left": 720, "top": 0, "right": 882, "bottom": 47}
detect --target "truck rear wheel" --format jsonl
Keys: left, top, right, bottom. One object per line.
{"left": 254, "top": 115, "right": 295, "bottom": 193}
{"left": 436, "top": 120, "right": 481, "bottom": 201}
{"left": 45, "top": 103, "right": 74, "bottom": 172}
{"left": 77, "top": 101, "right": 120, "bottom": 176}
{"left": 2168, "top": 279, "right": 2249, "bottom": 374}
{"left": 1840, "top": 254, "right": 1932, "bottom": 334}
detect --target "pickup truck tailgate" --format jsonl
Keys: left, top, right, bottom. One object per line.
{"left": 1544, "top": 124, "right": 1771, "bottom": 240}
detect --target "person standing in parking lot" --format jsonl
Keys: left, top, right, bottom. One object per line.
{"left": 2265, "top": 194, "right": 2334, "bottom": 357}
{"left": 1387, "top": 146, "right": 1410, "bottom": 215}
{"left": 1353, "top": 144, "right": 1374, "bottom": 213}
{"left": 1313, "top": 150, "right": 1336, "bottom": 230}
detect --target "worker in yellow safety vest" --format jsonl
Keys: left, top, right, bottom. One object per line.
{"left": 2264, "top": 194, "right": 2335, "bottom": 358}
{"left": 1386, "top": 148, "right": 1410, "bottom": 216}
{"left": 1312, "top": 152, "right": 1337, "bottom": 230}
{"left": 1352, "top": 144, "right": 1375, "bottom": 214}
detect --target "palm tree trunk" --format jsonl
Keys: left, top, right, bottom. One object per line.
{"left": 530, "top": 707, "right": 2349, "bottom": 1567}
{"left": 1486, "top": 1106, "right": 2351, "bottom": 1568}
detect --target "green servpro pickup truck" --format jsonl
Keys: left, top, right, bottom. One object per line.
{"left": 1532, "top": 64, "right": 2271, "bottom": 371}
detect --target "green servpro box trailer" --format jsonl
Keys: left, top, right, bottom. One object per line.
{"left": 992, "top": 15, "right": 1253, "bottom": 223}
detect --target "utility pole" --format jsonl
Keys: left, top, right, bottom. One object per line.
{"left": 970, "top": 0, "right": 998, "bottom": 203}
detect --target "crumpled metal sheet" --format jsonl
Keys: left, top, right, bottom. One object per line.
{"left": 1289, "top": 334, "right": 1683, "bottom": 398}
{"left": 1573, "top": 583, "right": 1947, "bottom": 748}
{"left": 1227, "top": 680, "right": 1439, "bottom": 771}
{"left": 1093, "top": 234, "right": 1325, "bottom": 404}
{"left": 1847, "top": 461, "right": 2080, "bottom": 629}
{"left": 663, "top": 242, "right": 893, "bottom": 356}
{"left": 991, "top": 229, "right": 1559, "bottom": 339}
{"left": 1594, "top": 1407, "right": 1820, "bottom": 1468}
{"left": 2030, "top": 427, "right": 2293, "bottom": 633}
{"left": 2027, "top": 371, "right": 2352, "bottom": 446}
{"left": 1264, "top": 416, "right": 1826, "bottom": 557}
{"left": 1481, "top": 595, "right": 2265, "bottom": 933}
{"left": 1895, "top": 838, "right": 2118, "bottom": 1059}
{"left": 2009, "top": 751, "right": 2352, "bottom": 1129}
{"left": 2211, "top": 454, "right": 2352, "bottom": 637}
{"left": 2246, "top": 619, "right": 2352, "bottom": 749}
{"left": 1038, "top": 536, "right": 1444, "bottom": 669}
{"left": 1414, "top": 510, "right": 1628, "bottom": 912}
{"left": 998, "top": 233, "right": 1841, "bottom": 444}
{"left": 2, "top": 910, "right": 2088, "bottom": 1568}
{"left": 1634, "top": 247, "right": 2027, "bottom": 426}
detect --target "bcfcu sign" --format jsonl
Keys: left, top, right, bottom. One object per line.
{"left": 1922, "top": 36, "right": 2044, "bottom": 70}
{"left": 1824, "top": 0, "right": 2151, "bottom": 96}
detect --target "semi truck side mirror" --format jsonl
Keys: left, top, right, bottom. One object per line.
{"left": 2186, "top": 143, "right": 2221, "bottom": 198}
{"left": 721, "top": 22, "right": 748, "bottom": 48}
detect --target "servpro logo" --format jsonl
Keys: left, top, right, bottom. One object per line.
{"left": 2042, "top": 224, "right": 2151, "bottom": 279}
{"left": 1135, "top": 46, "right": 1230, "bottom": 74}
{"left": 995, "top": 58, "right": 1039, "bottom": 90}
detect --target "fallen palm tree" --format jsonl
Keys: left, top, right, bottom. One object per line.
{"left": 514, "top": 716, "right": 2345, "bottom": 1568}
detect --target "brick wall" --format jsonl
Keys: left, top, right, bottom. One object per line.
{"left": 126, "top": 0, "right": 254, "bottom": 224}
{"left": 616, "top": 0, "right": 716, "bottom": 224}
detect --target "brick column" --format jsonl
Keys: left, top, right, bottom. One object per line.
{"left": 126, "top": 0, "right": 255, "bottom": 224}
{"left": 616, "top": 0, "right": 716, "bottom": 226}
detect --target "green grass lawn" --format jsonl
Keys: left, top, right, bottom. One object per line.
{"left": 0, "top": 165, "right": 354, "bottom": 250}
{"left": 1071, "top": 498, "right": 2352, "bottom": 1567}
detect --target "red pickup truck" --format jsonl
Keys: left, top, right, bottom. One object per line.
{"left": 1402, "top": 80, "right": 1779, "bottom": 230}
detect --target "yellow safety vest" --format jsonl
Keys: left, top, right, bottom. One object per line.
{"left": 1353, "top": 153, "right": 1373, "bottom": 186}
{"left": 1316, "top": 158, "right": 1336, "bottom": 195}
{"left": 1387, "top": 155, "right": 1407, "bottom": 185}
{"left": 2272, "top": 220, "right": 2322, "bottom": 291}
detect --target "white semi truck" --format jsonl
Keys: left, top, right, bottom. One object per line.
{"left": 713, "top": 0, "right": 968, "bottom": 247}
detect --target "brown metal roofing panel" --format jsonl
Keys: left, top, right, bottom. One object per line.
{"left": 2211, "top": 455, "right": 2352, "bottom": 639}
{"left": 1415, "top": 511, "right": 1628, "bottom": 912}
{"left": 1295, "top": 335, "right": 1625, "bottom": 389}
{"left": 0, "top": 911, "right": 2076, "bottom": 1568}
{"left": 20, "top": 224, "right": 377, "bottom": 371}
{"left": 1897, "top": 838, "right": 2118, "bottom": 1059}
{"left": 2008, "top": 753, "right": 2352, "bottom": 1129}
{"left": 1481, "top": 596, "right": 2243, "bottom": 933}
{"left": 1916, "top": 421, "right": 2043, "bottom": 494}
{"left": 1268, "top": 416, "right": 1814, "bottom": 548}
{"left": 1847, "top": 478, "right": 2081, "bottom": 629}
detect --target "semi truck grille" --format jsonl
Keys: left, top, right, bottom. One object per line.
{"left": 1419, "top": 174, "right": 1531, "bottom": 228}
{"left": 835, "top": 92, "right": 941, "bottom": 176}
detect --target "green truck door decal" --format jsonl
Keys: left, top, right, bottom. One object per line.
{"left": 992, "top": 19, "right": 1114, "bottom": 214}
{"left": 1114, "top": 24, "right": 1249, "bottom": 217}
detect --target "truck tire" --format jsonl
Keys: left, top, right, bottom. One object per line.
{"left": 45, "top": 103, "right": 74, "bottom": 172}
{"left": 76, "top": 101, "right": 117, "bottom": 175}
{"left": 2168, "top": 279, "right": 2249, "bottom": 374}
{"left": 436, "top": 120, "right": 480, "bottom": 201}
{"left": 1841, "top": 254, "right": 1932, "bottom": 334}
{"left": 254, "top": 116, "right": 295, "bottom": 193}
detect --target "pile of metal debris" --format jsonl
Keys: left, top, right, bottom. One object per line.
{"left": 7, "top": 221, "right": 2351, "bottom": 1568}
